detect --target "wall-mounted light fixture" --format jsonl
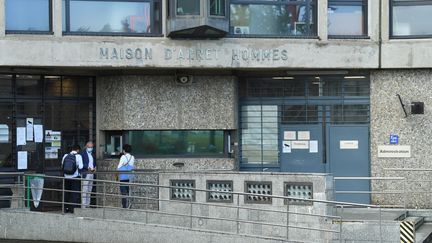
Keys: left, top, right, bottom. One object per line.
{"left": 411, "top": 102, "right": 424, "bottom": 115}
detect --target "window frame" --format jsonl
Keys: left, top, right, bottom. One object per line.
{"left": 62, "top": 0, "right": 163, "bottom": 37}
{"left": 5, "top": 0, "right": 53, "bottom": 35}
{"left": 327, "top": 0, "right": 369, "bottom": 39}
{"left": 227, "top": 0, "right": 318, "bottom": 38}
{"left": 209, "top": 0, "right": 227, "bottom": 18}
{"left": 175, "top": 0, "right": 202, "bottom": 17}
{"left": 390, "top": 0, "right": 432, "bottom": 39}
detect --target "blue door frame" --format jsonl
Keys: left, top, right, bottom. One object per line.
{"left": 239, "top": 102, "right": 371, "bottom": 204}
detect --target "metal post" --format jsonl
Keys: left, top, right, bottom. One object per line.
{"left": 379, "top": 207, "right": 383, "bottom": 243}
{"left": 61, "top": 178, "right": 65, "bottom": 214}
{"left": 286, "top": 200, "right": 290, "bottom": 240}
{"left": 189, "top": 194, "right": 193, "bottom": 229}
{"left": 403, "top": 178, "right": 407, "bottom": 211}
{"left": 236, "top": 194, "right": 240, "bottom": 234}
{"left": 102, "top": 181, "right": 106, "bottom": 219}
{"left": 17, "top": 174, "right": 21, "bottom": 208}
{"left": 339, "top": 205, "right": 343, "bottom": 243}
{"left": 145, "top": 185, "right": 149, "bottom": 224}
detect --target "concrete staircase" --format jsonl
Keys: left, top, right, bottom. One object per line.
{"left": 399, "top": 212, "right": 432, "bottom": 243}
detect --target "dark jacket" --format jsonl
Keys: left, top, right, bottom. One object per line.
{"left": 80, "top": 151, "right": 96, "bottom": 173}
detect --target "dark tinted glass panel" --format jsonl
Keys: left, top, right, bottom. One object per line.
{"left": 45, "top": 76, "right": 62, "bottom": 97}
{"left": 0, "top": 75, "right": 13, "bottom": 97}
{"left": 322, "top": 78, "right": 342, "bottom": 96}
{"left": 128, "top": 131, "right": 224, "bottom": 157}
{"left": 392, "top": 4, "right": 432, "bottom": 36}
{"left": 281, "top": 105, "right": 318, "bottom": 124}
{"left": 0, "top": 103, "right": 13, "bottom": 168}
{"left": 69, "top": 1, "right": 152, "bottom": 33}
{"left": 344, "top": 77, "right": 370, "bottom": 96}
{"left": 331, "top": 105, "right": 369, "bottom": 124}
{"left": 328, "top": 3, "right": 365, "bottom": 36}
{"left": 61, "top": 77, "right": 78, "bottom": 97}
{"left": 5, "top": 0, "right": 50, "bottom": 32}
{"left": 177, "top": 0, "right": 200, "bottom": 15}
{"left": 16, "top": 75, "right": 42, "bottom": 97}
{"left": 210, "top": 0, "right": 225, "bottom": 16}
{"left": 230, "top": 1, "right": 316, "bottom": 36}
{"left": 76, "top": 77, "right": 94, "bottom": 97}
{"left": 242, "top": 79, "right": 305, "bottom": 97}
{"left": 16, "top": 102, "right": 41, "bottom": 117}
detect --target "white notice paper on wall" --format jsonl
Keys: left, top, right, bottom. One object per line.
{"left": 292, "top": 141, "right": 309, "bottom": 149}
{"left": 298, "top": 131, "right": 310, "bottom": 140}
{"left": 309, "top": 140, "right": 318, "bottom": 153}
{"left": 26, "top": 118, "right": 34, "bottom": 141}
{"left": 284, "top": 131, "right": 296, "bottom": 140}
{"left": 340, "top": 140, "right": 359, "bottom": 149}
{"left": 282, "top": 141, "right": 292, "bottom": 153}
{"left": 34, "top": 125, "right": 43, "bottom": 143}
{"left": 17, "top": 151, "right": 28, "bottom": 170}
{"left": 16, "top": 127, "right": 26, "bottom": 146}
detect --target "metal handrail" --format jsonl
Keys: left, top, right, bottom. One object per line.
{"left": 26, "top": 173, "right": 382, "bottom": 208}
{"left": 0, "top": 172, "right": 396, "bottom": 242}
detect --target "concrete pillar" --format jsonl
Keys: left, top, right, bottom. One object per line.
{"left": 0, "top": 0, "right": 5, "bottom": 37}
{"left": 381, "top": 0, "right": 389, "bottom": 42}
{"left": 52, "top": 0, "right": 62, "bottom": 37}
{"left": 162, "top": 0, "right": 167, "bottom": 36}
{"left": 317, "top": 0, "right": 328, "bottom": 41}
{"left": 368, "top": 0, "right": 381, "bottom": 42}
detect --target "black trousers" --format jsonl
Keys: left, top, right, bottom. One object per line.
{"left": 119, "top": 180, "right": 129, "bottom": 208}
{"left": 64, "top": 177, "right": 81, "bottom": 213}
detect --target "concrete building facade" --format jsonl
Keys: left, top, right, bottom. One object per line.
{"left": 0, "top": 0, "right": 432, "bottom": 207}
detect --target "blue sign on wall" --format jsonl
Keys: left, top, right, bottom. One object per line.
{"left": 390, "top": 134, "right": 399, "bottom": 145}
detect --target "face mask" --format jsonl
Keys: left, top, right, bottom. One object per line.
{"left": 87, "top": 148, "right": 93, "bottom": 153}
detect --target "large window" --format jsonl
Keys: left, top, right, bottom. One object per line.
{"left": 240, "top": 105, "right": 278, "bottom": 165}
{"left": 0, "top": 75, "right": 95, "bottom": 171}
{"left": 391, "top": 0, "right": 432, "bottom": 37}
{"left": 127, "top": 131, "right": 225, "bottom": 157}
{"left": 177, "top": 0, "right": 200, "bottom": 15}
{"left": 63, "top": 0, "right": 162, "bottom": 35}
{"left": 5, "top": 0, "right": 51, "bottom": 33}
{"left": 328, "top": 0, "right": 367, "bottom": 37}
{"left": 230, "top": 0, "right": 316, "bottom": 37}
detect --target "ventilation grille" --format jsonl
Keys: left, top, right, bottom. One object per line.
{"left": 245, "top": 181, "right": 272, "bottom": 204}
{"left": 170, "top": 180, "right": 195, "bottom": 201}
{"left": 285, "top": 182, "right": 313, "bottom": 205}
{"left": 207, "top": 181, "right": 233, "bottom": 203}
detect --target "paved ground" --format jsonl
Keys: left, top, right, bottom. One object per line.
{"left": 0, "top": 240, "right": 73, "bottom": 243}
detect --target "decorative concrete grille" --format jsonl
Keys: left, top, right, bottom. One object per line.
{"left": 170, "top": 180, "right": 195, "bottom": 201}
{"left": 245, "top": 181, "right": 272, "bottom": 204}
{"left": 207, "top": 181, "right": 233, "bottom": 202}
{"left": 285, "top": 182, "right": 313, "bottom": 205}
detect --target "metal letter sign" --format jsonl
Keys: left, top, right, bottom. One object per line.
{"left": 390, "top": 134, "right": 399, "bottom": 145}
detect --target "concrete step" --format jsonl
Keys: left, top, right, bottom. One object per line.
{"left": 415, "top": 223, "right": 432, "bottom": 243}
{"left": 404, "top": 216, "right": 425, "bottom": 230}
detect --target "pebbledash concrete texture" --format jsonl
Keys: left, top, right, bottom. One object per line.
{"left": 97, "top": 75, "right": 237, "bottom": 130}
{"left": 371, "top": 69, "right": 432, "bottom": 208}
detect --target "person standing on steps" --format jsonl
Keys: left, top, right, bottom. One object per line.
{"left": 61, "top": 144, "right": 83, "bottom": 213}
{"left": 117, "top": 144, "right": 135, "bottom": 209}
{"left": 80, "top": 141, "right": 96, "bottom": 208}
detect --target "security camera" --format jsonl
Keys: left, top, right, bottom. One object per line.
{"left": 175, "top": 75, "right": 192, "bottom": 85}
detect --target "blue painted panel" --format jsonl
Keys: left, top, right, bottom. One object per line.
{"left": 328, "top": 125, "right": 370, "bottom": 204}
{"left": 280, "top": 124, "right": 325, "bottom": 173}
